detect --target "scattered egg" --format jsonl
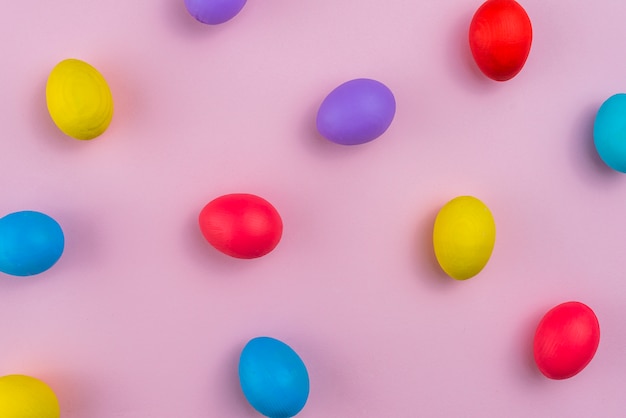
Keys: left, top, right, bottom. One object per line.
{"left": 533, "top": 301, "right": 600, "bottom": 380}
{"left": 316, "top": 78, "right": 396, "bottom": 145}
{"left": 46, "top": 58, "right": 114, "bottom": 140}
{"left": 594, "top": 93, "right": 626, "bottom": 172}
{"left": 198, "top": 193, "right": 283, "bottom": 259}
{"left": 0, "top": 211, "right": 65, "bottom": 277}
{"left": 469, "top": 0, "right": 532, "bottom": 81}
{"left": 0, "top": 374, "right": 60, "bottom": 418}
{"left": 239, "top": 337, "right": 310, "bottom": 418}
{"left": 432, "top": 196, "right": 496, "bottom": 280}
{"left": 184, "top": 0, "right": 247, "bottom": 25}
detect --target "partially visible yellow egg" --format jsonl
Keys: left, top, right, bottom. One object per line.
{"left": 433, "top": 196, "right": 496, "bottom": 280}
{"left": 0, "top": 374, "right": 60, "bottom": 418}
{"left": 46, "top": 58, "right": 113, "bottom": 140}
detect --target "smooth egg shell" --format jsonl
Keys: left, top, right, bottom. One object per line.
{"left": 239, "top": 337, "right": 310, "bottom": 418}
{"left": 594, "top": 93, "right": 626, "bottom": 172}
{"left": 198, "top": 193, "right": 283, "bottom": 259}
{"left": 469, "top": 0, "right": 532, "bottom": 81}
{"left": 0, "top": 210, "right": 65, "bottom": 277}
{"left": 46, "top": 58, "right": 114, "bottom": 140}
{"left": 533, "top": 301, "right": 600, "bottom": 380}
{"left": 432, "top": 196, "right": 496, "bottom": 280}
{"left": 0, "top": 375, "right": 60, "bottom": 418}
{"left": 184, "top": 0, "right": 247, "bottom": 25}
{"left": 316, "top": 78, "right": 396, "bottom": 145}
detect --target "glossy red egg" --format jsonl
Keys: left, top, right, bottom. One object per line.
{"left": 199, "top": 193, "right": 283, "bottom": 259}
{"left": 533, "top": 301, "right": 600, "bottom": 380}
{"left": 469, "top": 0, "right": 532, "bottom": 81}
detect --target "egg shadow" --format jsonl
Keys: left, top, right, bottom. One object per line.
{"left": 162, "top": 0, "right": 249, "bottom": 40}
{"left": 100, "top": 55, "right": 143, "bottom": 145}
{"left": 297, "top": 86, "right": 376, "bottom": 161}
{"left": 444, "top": 9, "right": 497, "bottom": 93}
{"left": 0, "top": 269, "right": 56, "bottom": 291}
{"left": 53, "top": 208, "right": 101, "bottom": 277}
{"left": 212, "top": 341, "right": 259, "bottom": 417}
{"left": 414, "top": 205, "right": 456, "bottom": 292}
{"left": 49, "top": 370, "right": 99, "bottom": 417}
{"left": 27, "top": 75, "right": 83, "bottom": 153}
{"left": 289, "top": 331, "right": 348, "bottom": 412}
{"left": 513, "top": 308, "right": 547, "bottom": 385}
{"left": 181, "top": 210, "right": 258, "bottom": 279}
{"left": 162, "top": 0, "right": 215, "bottom": 39}
{"left": 568, "top": 102, "right": 621, "bottom": 184}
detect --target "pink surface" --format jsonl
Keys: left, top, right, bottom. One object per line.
{"left": 1, "top": 0, "right": 626, "bottom": 416}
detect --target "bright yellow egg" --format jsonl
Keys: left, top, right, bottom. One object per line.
{"left": 0, "top": 374, "right": 60, "bottom": 418}
{"left": 46, "top": 58, "right": 114, "bottom": 140}
{"left": 433, "top": 196, "right": 496, "bottom": 280}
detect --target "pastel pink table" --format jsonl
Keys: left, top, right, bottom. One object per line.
{"left": 0, "top": 1, "right": 625, "bottom": 416}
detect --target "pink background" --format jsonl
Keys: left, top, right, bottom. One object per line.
{"left": 1, "top": 0, "right": 625, "bottom": 416}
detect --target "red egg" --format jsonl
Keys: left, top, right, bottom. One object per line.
{"left": 198, "top": 193, "right": 283, "bottom": 259}
{"left": 533, "top": 301, "right": 600, "bottom": 380}
{"left": 469, "top": 0, "right": 532, "bottom": 81}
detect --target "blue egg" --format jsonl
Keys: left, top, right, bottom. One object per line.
{"left": 0, "top": 211, "right": 65, "bottom": 276}
{"left": 316, "top": 78, "right": 396, "bottom": 145}
{"left": 594, "top": 93, "right": 626, "bottom": 172}
{"left": 238, "top": 337, "right": 310, "bottom": 418}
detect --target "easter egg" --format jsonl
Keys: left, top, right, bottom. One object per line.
{"left": 0, "top": 374, "right": 60, "bottom": 418}
{"left": 184, "top": 0, "right": 247, "bottom": 25}
{"left": 198, "top": 193, "right": 282, "bottom": 259}
{"left": 594, "top": 93, "right": 626, "bottom": 172}
{"left": 469, "top": 0, "right": 532, "bottom": 81}
{"left": 46, "top": 58, "right": 114, "bottom": 140}
{"left": 432, "top": 196, "right": 496, "bottom": 280}
{"left": 533, "top": 301, "right": 600, "bottom": 380}
{"left": 0, "top": 211, "right": 64, "bottom": 277}
{"left": 239, "top": 337, "right": 310, "bottom": 418}
{"left": 316, "top": 78, "right": 396, "bottom": 145}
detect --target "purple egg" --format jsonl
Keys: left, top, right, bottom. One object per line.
{"left": 316, "top": 78, "right": 396, "bottom": 146}
{"left": 184, "top": 0, "right": 247, "bottom": 25}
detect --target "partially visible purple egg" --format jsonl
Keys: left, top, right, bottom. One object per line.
{"left": 316, "top": 78, "right": 396, "bottom": 146}
{"left": 184, "top": 0, "right": 247, "bottom": 25}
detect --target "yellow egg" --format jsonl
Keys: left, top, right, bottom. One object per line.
{"left": 46, "top": 58, "right": 114, "bottom": 140}
{"left": 0, "top": 374, "right": 60, "bottom": 418}
{"left": 432, "top": 196, "right": 496, "bottom": 280}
